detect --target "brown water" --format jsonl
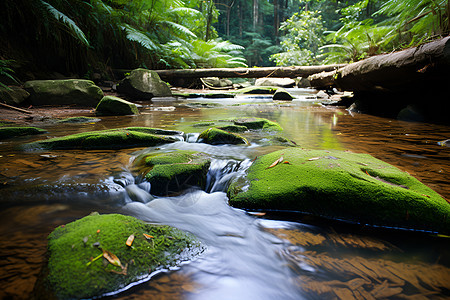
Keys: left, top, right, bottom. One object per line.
{"left": 1, "top": 96, "right": 449, "bottom": 299}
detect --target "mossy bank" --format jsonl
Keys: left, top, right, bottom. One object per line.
{"left": 39, "top": 213, "right": 204, "bottom": 299}
{"left": 228, "top": 148, "right": 450, "bottom": 234}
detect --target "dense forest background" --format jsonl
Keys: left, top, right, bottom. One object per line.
{"left": 0, "top": 0, "right": 448, "bottom": 83}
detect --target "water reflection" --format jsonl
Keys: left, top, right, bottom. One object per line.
{"left": 0, "top": 98, "right": 449, "bottom": 299}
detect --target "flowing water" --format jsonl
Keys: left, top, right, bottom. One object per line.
{"left": 1, "top": 92, "right": 450, "bottom": 299}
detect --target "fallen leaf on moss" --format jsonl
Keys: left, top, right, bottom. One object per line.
{"left": 102, "top": 249, "right": 121, "bottom": 267}
{"left": 126, "top": 234, "right": 134, "bottom": 247}
{"left": 143, "top": 233, "right": 154, "bottom": 239}
{"left": 267, "top": 156, "right": 284, "bottom": 169}
{"left": 308, "top": 157, "right": 320, "bottom": 161}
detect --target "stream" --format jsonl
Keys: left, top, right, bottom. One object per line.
{"left": 1, "top": 91, "right": 450, "bottom": 299}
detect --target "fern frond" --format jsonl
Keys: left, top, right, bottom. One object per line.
{"left": 159, "top": 20, "right": 197, "bottom": 39}
{"left": 122, "top": 25, "right": 158, "bottom": 51}
{"left": 40, "top": 0, "right": 89, "bottom": 47}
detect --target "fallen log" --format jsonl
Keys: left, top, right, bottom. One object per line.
{"left": 0, "top": 102, "right": 32, "bottom": 114}
{"left": 155, "top": 64, "right": 346, "bottom": 79}
{"left": 309, "top": 36, "right": 450, "bottom": 91}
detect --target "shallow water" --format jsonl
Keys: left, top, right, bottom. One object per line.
{"left": 1, "top": 94, "right": 450, "bottom": 299}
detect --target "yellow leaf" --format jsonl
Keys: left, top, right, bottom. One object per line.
{"left": 267, "top": 156, "right": 283, "bottom": 169}
{"left": 143, "top": 233, "right": 154, "bottom": 239}
{"left": 126, "top": 234, "right": 134, "bottom": 247}
{"left": 102, "top": 249, "right": 121, "bottom": 267}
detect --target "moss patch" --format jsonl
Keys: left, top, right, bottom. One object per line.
{"left": 197, "top": 127, "right": 248, "bottom": 145}
{"left": 0, "top": 126, "right": 47, "bottom": 140}
{"left": 136, "top": 150, "right": 211, "bottom": 196}
{"left": 23, "top": 128, "right": 178, "bottom": 150}
{"left": 233, "top": 117, "right": 283, "bottom": 131}
{"left": 228, "top": 148, "right": 450, "bottom": 234}
{"left": 216, "top": 125, "right": 248, "bottom": 133}
{"left": 44, "top": 213, "right": 203, "bottom": 299}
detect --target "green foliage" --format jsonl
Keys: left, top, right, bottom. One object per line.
{"left": 0, "top": 60, "right": 18, "bottom": 89}
{"left": 270, "top": 10, "right": 325, "bottom": 66}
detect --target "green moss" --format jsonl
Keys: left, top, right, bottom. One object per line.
{"left": 228, "top": 148, "right": 450, "bottom": 234}
{"left": 234, "top": 86, "right": 278, "bottom": 95}
{"left": 273, "top": 88, "right": 294, "bottom": 100}
{"left": 137, "top": 150, "right": 211, "bottom": 196}
{"left": 197, "top": 127, "right": 248, "bottom": 145}
{"left": 56, "top": 117, "right": 101, "bottom": 123}
{"left": 216, "top": 125, "right": 248, "bottom": 133}
{"left": 23, "top": 128, "right": 178, "bottom": 150}
{"left": 95, "top": 96, "right": 139, "bottom": 116}
{"left": 122, "top": 127, "right": 183, "bottom": 136}
{"left": 192, "top": 122, "right": 215, "bottom": 127}
{"left": 233, "top": 117, "right": 283, "bottom": 131}
{"left": 45, "top": 213, "right": 203, "bottom": 299}
{"left": 0, "top": 126, "right": 47, "bottom": 140}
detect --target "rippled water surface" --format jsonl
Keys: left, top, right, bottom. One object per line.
{"left": 1, "top": 95, "right": 449, "bottom": 299}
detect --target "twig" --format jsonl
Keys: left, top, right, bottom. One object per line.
{"left": 0, "top": 102, "right": 32, "bottom": 114}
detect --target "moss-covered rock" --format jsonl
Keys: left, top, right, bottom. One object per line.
{"left": 0, "top": 86, "right": 30, "bottom": 106}
{"left": 56, "top": 116, "right": 101, "bottom": 123}
{"left": 228, "top": 148, "right": 450, "bottom": 234}
{"left": 122, "top": 127, "right": 183, "bottom": 136}
{"left": 233, "top": 117, "right": 283, "bottom": 131}
{"left": 23, "top": 128, "right": 178, "bottom": 150}
{"left": 0, "top": 126, "right": 47, "bottom": 140}
{"left": 273, "top": 88, "right": 294, "bottom": 100}
{"left": 216, "top": 124, "right": 248, "bottom": 133}
{"left": 117, "top": 69, "right": 172, "bottom": 100}
{"left": 42, "top": 213, "right": 203, "bottom": 299}
{"left": 197, "top": 127, "right": 248, "bottom": 145}
{"left": 95, "top": 96, "right": 139, "bottom": 116}
{"left": 235, "top": 86, "right": 278, "bottom": 95}
{"left": 136, "top": 150, "right": 211, "bottom": 196}
{"left": 24, "top": 79, "right": 103, "bottom": 107}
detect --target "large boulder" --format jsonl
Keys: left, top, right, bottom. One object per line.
{"left": 24, "top": 79, "right": 103, "bottom": 106}
{"left": 23, "top": 127, "right": 179, "bottom": 150}
{"left": 117, "top": 69, "right": 172, "bottom": 100}
{"left": 228, "top": 148, "right": 450, "bottom": 234}
{"left": 38, "top": 213, "right": 203, "bottom": 299}
{"left": 255, "top": 77, "right": 295, "bottom": 88}
{"left": 0, "top": 86, "right": 30, "bottom": 106}
{"left": 95, "top": 96, "right": 139, "bottom": 116}
{"left": 136, "top": 150, "right": 211, "bottom": 196}
{"left": 233, "top": 117, "right": 283, "bottom": 131}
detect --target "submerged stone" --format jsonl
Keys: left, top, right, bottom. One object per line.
{"left": 95, "top": 96, "right": 139, "bottom": 116}
{"left": 23, "top": 128, "right": 178, "bottom": 150}
{"left": 228, "top": 148, "right": 450, "bottom": 234}
{"left": 197, "top": 127, "right": 248, "bottom": 145}
{"left": 117, "top": 68, "right": 172, "bottom": 100}
{"left": 0, "top": 126, "right": 47, "bottom": 140}
{"left": 56, "top": 116, "right": 101, "bottom": 123}
{"left": 137, "top": 150, "right": 211, "bottom": 196}
{"left": 24, "top": 79, "right": 103, "bottom": 106}
{"left": 233, "top": 117, "right": 283, "bottom": 131}
{"left": 41, "top": 213, "right": 203, "bottom": 299}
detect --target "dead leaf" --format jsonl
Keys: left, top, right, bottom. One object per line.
{"left": 126, "top": 234, "right": 134, "bottom": 247}
{"left": 308, "top": 157, "right": 320, "bottom": 161}
{"left": 143, "top": 233, "right": 154, "bottom": 239}
{"left": 267, "top": 156, "right": 284, "bottom": 169}
{"left": 102, "top": 249, "right": 122, "bottom": 267}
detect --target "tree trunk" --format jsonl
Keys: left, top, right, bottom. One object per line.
{"left": 155, "top": 64, "right": 346, "bottom": 79}
{"left": 309, "top": 36, "right": 450, "bottom": 92}
{"left": 274, "top": 0, "right": 279, "bottom": 38}
{"left": 253, "top": 0, "right": 259, "bottom": 31}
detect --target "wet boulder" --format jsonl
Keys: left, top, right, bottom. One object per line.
{"left": 95, "top": 96, "right": 139, "bottom": 116}
{"left": 38, "top": 213, "right": 204, "bottom": 299}
{"left": 255, "top": 77, "right": 295, "bottom": 88}
{"left": 23, "top": 127, "right": 178, "bottom": 150}
{"left": 197, "top": 127, "right": 248, "bottom": 145}
{"left": 24, "top": 79, "right": 104, "bottom": 106}
{"left": 273, "top": 88, "right": 294, "bottom": 100}
{"left": 137, "top": 150, "right": 211, "bottom": 196}
{"left": 228, "top": 148, "right": 450, "bottom": 234}
{"left": 117, "top": 68, "right": 172, "bottom": 100}
{"left": 0, "top": 86, "right": 30, "bottom": 106}
{"left": 201, "top": 77, "right": 233, "bottom": 88}
{"left": 0, "top": 126, "right": 47, "bottom": 140}
{"left": 233, "top": 117, "right": 282, "bottom": 131}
